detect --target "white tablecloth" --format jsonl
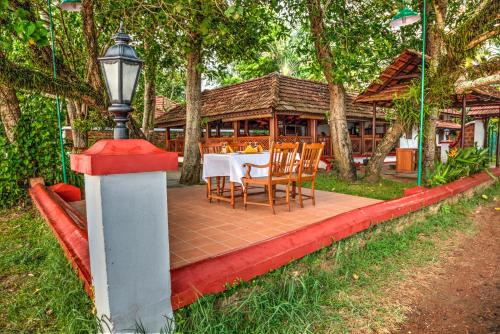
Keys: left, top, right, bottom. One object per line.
{"left": 202, "top": 153, "right": 271, "bottom": 185}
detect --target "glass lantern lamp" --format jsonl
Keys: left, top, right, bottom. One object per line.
{"left": 98, "top": 23, "right": 143, "bottom": 139}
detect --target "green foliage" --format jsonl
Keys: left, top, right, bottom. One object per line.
{"left": 0, "top": 94, "right": 64, "bottom": 208}
{"left": 426, "top": 146, "right": 490, "bottom": 187}
{"left": 0, "top": 209, "right": 98, "bottom": 332}
{"left": 0, "top": 1, "right": 49, "bottom": 48}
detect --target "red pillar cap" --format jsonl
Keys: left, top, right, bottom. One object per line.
{"left": 70, "top": 139, "right": 178, "bottom": 175}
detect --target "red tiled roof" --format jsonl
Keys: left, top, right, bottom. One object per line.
{"left": 442, "top": 105, "right": 500, "bottom": 117}
{"left": 436, "top": 120, "right": 461, "bottom": 130}
{"left": 155, "top": 73, "right": 377, "bottom": 127}
{"left": 155, "top": 97, "right": 179, "bottom": 119}
{"left": 356, "top": 49, "right": 500, "bottom": 108}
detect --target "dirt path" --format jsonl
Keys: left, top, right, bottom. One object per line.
{"left": 396, "top": 199, "right": 500, "bottom": 334}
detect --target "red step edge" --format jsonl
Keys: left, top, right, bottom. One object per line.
{"left": 29, "top": 184, "right": 93, "bottom": 297}
{"left": 29, "top": 168, "right": 499, "bottom": 309}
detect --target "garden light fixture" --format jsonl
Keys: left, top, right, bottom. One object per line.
{"left": 391, "top": 5, "right": 427, "bottom": 186}
{"left": 99, "top": 23, "right": 143, "bottom": 139}
{"left": 60, "top": 0, "right": 81, "bottom": 11}
{"left": 390, "top": 7, "right": 420, "bottom": 29}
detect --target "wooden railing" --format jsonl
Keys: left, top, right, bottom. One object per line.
{"left": 276, "top": 136, "right": 313, "bottom": 144}
{"left": 167, "top": 135, "right": 395, "bottom": 158}
{"left": 166, "top": 139, "right": 184, "bottom": 154}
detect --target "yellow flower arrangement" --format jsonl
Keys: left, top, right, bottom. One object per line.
{"left": 448, "top": 147, "right": 458, "bottom": 158}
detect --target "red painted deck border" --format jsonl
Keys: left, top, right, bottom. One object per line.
{"left": 29, "top": 168, "right": 499, "bottom": 309}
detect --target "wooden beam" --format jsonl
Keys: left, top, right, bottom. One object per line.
{"left": 460, "top": 95, "right": 467, "bottom": 148}
{"left": 497, "top": 111, "right": 500, "bottom": 168}
{"left": 233, "top": 121, "right": 238, "bottom": 138}
{"left": 269, "top": 114, "right": 277, "bottom": 142}
{"left": 392, "top": 73, "right": 420, "bottom": 80}
{"left": 310, "top": 119, "right": 318, "bottom": 142}
{"left": 372, "top": 103, "right": 376, "bottom": 156}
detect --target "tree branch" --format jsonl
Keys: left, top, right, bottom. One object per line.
{"left": 0, "top": 55, "right": 105, "bottom": 110}
{"left": 467, "top": 27, "right": 500, "bottom": 50}
{"left": 455, "top": 73, "right": 500, "bottom": 94}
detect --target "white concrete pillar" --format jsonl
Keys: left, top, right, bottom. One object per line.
{"left": 71, "top": 139, "right": 178, "bottom": 333}
{"left": 474, "top": 120, "right": 485, "bottom": 148}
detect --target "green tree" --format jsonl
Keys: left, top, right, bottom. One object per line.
{"left": 136, "top": 0, "right": 282, "bottom": 185}
{"left": 286, "top": 0, "right": 414, "bottom": 181}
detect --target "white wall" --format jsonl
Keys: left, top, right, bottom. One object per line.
{"left": 474, "top": 120, "right": 485, "bottom": 148}
{"left": 399, "top": 127, "right": 418, "bottom": 149}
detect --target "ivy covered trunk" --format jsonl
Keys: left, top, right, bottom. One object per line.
{"left": 66, "top": 100, "right": 88, "bottom": 151}
{"left": 365, "top": 120, "right": 404, "bottom": 182}
{"left": 0, "top": 85, "right": 20, "bottom": 143}
{"left": 179, "top": 45, "right": 202, "bottom": 185}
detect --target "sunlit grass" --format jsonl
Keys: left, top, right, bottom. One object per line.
{"left": 307, "top": 172, "right": 416, "bottom": 200}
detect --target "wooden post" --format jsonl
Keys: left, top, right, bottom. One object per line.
{"left": 166, "top": 128, "right": 170, "bottom": 141}
{"left": 360, "top": 121, "right": 365, "bottom": 155}
{"left": 496, "top": 111, "right": 499, "bottom": 168}
{"left": 232, "top": 121, "right": 238, "bottom": 138}
{"left": 244, "top": 120, "right": 249, "bottom": 136}
{"left": 372, "top": 103, "right": 376, "bottom": 156}
{"left": 204, "top": 123, "right": 209, "bottom": 140}
{"left": 310, "top": 119, "right": 318, "bottom": 142}
{"left": 269, "top": 114, "right": 277, "bottom": 143}
{"left": 460, "top": 95, "right": 466, "bottom": 148}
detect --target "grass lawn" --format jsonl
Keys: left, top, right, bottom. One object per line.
{"left": 1, "top": 182, "right": 497, "bottom": 333}
{"left": 307, "top": 172, "right": 416, "bottom": 200}
{"left": 0, "top": 207, "right": 98, "bottom": 333}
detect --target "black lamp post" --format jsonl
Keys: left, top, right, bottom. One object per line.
{"left": 99, "top": 23, "right": 143, "bottom": 139}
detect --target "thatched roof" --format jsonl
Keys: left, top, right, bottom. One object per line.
{"left": 355, "top": 49, "right": 500, "bottom": 108}
{"left": 155, "top": 73, "right": 377, "bottom": 127}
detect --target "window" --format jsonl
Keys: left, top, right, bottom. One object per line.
{"left": 239, "top": 119, "right": 270, "bottom": 136}
{"left": 278, "top": 116, "right": 309, "bottom": 136}
{"left": 208, "top": 121, "right": 234, "bottom": 138}
{"left": 347, "top": 121, "right": 361, "bottom": 136}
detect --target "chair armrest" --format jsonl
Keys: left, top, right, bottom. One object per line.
{"left": 243, "top": 163, "right": 269, "bottom": 179}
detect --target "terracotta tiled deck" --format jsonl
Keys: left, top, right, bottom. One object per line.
{"left": 71, "top": 186, "right": 381, "bottom": 269}
{"left": 167, "top": 186, "right": 380, "bottom": 268}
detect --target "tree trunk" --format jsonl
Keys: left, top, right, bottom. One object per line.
{"left": 81, "top": 0, "right": 105, "bottom": 95}
{"left": 328, "top": 83, "right": 357, "bottom": 180}
{"left": 142, "top": 42, "right": 157, "bottom": 141}
{"left": 0, "top": 85, "right": 21, "bottom": 143}
{"left": 179, "top": 46, "right": 202, "bottom": 185}
{"left": 423, "top": 113, "right": 438, "bottom": 170}
{"left": 66, "top": 100, "right": 88, "bottom": 151}
{"left": 306, "top": 0, "right": 356, "bottom": 180}
{"left": 365, "top": 120, "right": 404, "bottom": 182}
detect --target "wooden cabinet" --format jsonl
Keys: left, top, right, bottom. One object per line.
{"left": 396, "top": 148, "right": 417, "bottom": 173}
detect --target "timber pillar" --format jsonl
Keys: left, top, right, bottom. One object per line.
{"left": 71, "top": 139, "right": 178, "bottom": 333}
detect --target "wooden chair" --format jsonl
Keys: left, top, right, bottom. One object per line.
{"left": 198, "top": 142, "right": 225, "bottom": 199}
{"left": 292, "top": 142, "right": 324, "bottom": 207}
{"left": 242, "top": 142, "right": 299, "bottom": 214}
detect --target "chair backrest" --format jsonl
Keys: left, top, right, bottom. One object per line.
{"left": 297, "top": 143, "right": 324, "bottom": 178}
{"left": 198, "top": 142, "right": 223, "bottom": 157}
{"left": 269, "top": 142, "right": 299, "bottom": 178}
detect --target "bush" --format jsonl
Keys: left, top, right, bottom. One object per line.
{"left": 426, "top": 146, "right": 490, "bottom": 187}
{"left": 0, "top": 94, "right": 66, "bottom": 208}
